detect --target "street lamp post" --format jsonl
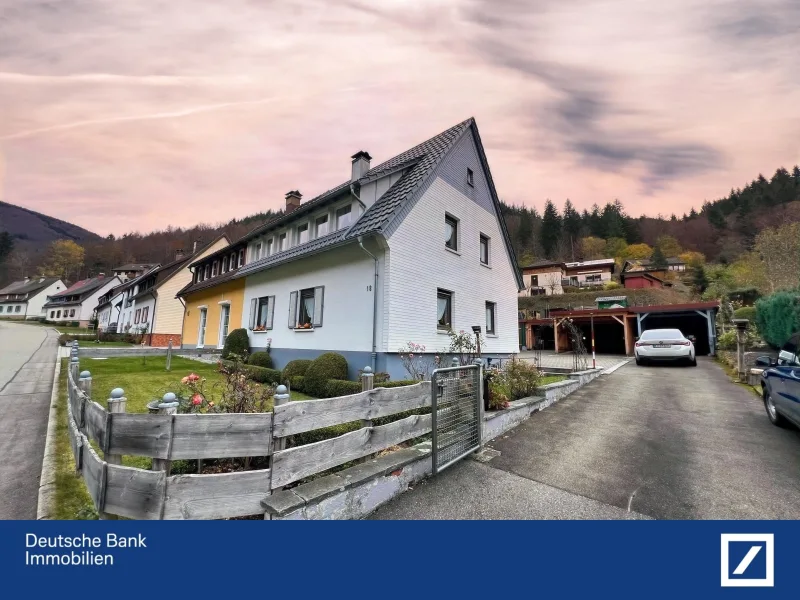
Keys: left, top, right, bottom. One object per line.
{"left": 590, "top": 314, "right": 596, "bottom": 370}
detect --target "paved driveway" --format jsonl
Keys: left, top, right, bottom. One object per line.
{"left": 371, "top": 358, "right": 800, "bottom": 520}
{"left": 0, "top": 322, "right": 59, "bottom": 519}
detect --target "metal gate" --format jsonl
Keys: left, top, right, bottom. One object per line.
{"left": 431, "top": 364, "right": 482, "bottom": 473}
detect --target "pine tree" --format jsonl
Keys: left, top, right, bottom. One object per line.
{"left": 516, "top": 207, "right": 534, "bottom": 254}
{"left": 562, "top": 199, "right": 582, "bottom": 261}
{"left": 600, "top": 201, "right": 626, "bottom": 238}
{"left": 692, "top": 265, "right": 709, "bottom": 294}
{"left": 540, "top": 200, "right": 562, "bottom": 259}
{"left": 651, "top": 245, "right": 668, "bottom": 270}
{"left": 588, "top": 204, "right": 603, "bottom": 237}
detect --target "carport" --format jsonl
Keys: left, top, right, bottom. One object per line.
{"left": 631, "top": 301, "right": 719, "bottom": 356}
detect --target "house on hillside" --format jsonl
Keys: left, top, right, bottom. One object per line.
{"left": 180, "top": 117, "right": 523, "bottom": 379}
{"left": 122, "top": 237, "right": 231, "bottom": 346}
{"left": 622, "top": 257, "right": 686, "bottom": 279}
{"left": 563, "top": 258, "right": 616, "bottom": 288}
{"left": 621, "top": 271, "right": 665, "bottom": 289}
{"left": 96, "top": 264, "right": 161, "bottom": 333}
{"left": 0, "top": 277, "right": 65, "bottom": 320}
{"left": 519, "top": 260, "right": 566, "bottom": 296}
{"left": 177, "top": 238, "right": 249, "bottom": 350}
{"left": 43, "top": 274, "right": 121, "bottom": 327}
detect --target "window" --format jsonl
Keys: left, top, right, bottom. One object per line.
{"left": 134, "top": 309, "right": 141, "bottom": 324}
{"left": 336, "top": 205, "right": 352, "bottom": 230}
{"left": 480, "top": 234, "right": 489, "bottom": 265}
{"left": 531, "top": 275, "right": 539, "bottom": 286}
{"left": 214, "top": 261, "right": 221, "bottom": 277}
{"left": 297, "top": 223, "right": 309, "bottom": 245}
{"left": 230, "top": 252, "right": 237, "bottom": 269}
{"left": 249, "top": 296, "right": 275, "bottom": 331}
{"left": 69, "top": 308, "right": 75, "bottom": 317}
{"left": 238, "top": 249, "right": 245, "bottom": 267}
{"left": 585, "top": 274, "right": 602, "bottom": 283}
{"left": 197, "top": 308, "right": 207, "bottom": 347}
{"left": 15, "top": 305, "right": 21, "bottom": 313}
{"left": 56, "top": 310, "right": 61, "bottom": 318}
{"left": 467, "top": 168, "right": 474, "bottom": 187}
{"left": 486, "top": 302, "right": 496, "bottom": 335}
{"left": 278, "top": 233, "right": 287, "bottom": 252}
{"left": 253, "top": 243, "right": 262, "bottom": 261}
{"left": 50, "top": 311, "right": 54, "bottom": 318}
{"left": 445, "top": 215, "right": 458, "bottom": 251}
{"left": 0, "top": 306, "right": 4, "bottom": 312}
{"left": 142, "top": 306, "right": 149, "bottom": 322}
{"left": 204, "top": 264, "right": 210, "bottom": 279}
{"left": 437, "top": 290, "right": 452, "bottom": 330}
{"left": 316, "top": 214, "right": 329, "bottom": 237}
{"left": 266, "top": 239, "right": 273, "bottom": 257}
{"left": 218, "top": 304, "right": 231, "bottom": 349}
{"left": 222, "top": 256, "right": 229, "bottom": 273}
{"left": 288, "top": 286, "right": 324, "bottom": 329}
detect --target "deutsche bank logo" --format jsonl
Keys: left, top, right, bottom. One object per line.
{"left": 720, "top": 534, "right": 774, "bottom": 587}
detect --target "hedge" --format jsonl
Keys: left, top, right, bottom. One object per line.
{"left": 282, "top": 359, "right": 312, "bottom": 380}
{"left": 248, "top": 351, "right": 274, "bottom": 369}
{"left": 377, "top": 380, "right": 419, "bottom": 388}
{"left": 325, "top": 379, "right": 363, "bottom": 397}
{"left": 755, "top": 290, "right": 800, "bottom": 348}
{"left": 733, "top": 306, "right": 757, "bottom": 323}
{"left": 244, "top": 365, "right": 282, "bottom": 385}
{"left": 289, "top": 376, "right": 306, "bottom": 393}
{"left": 222, "top": 328, "right": 249, "bottom": 359}
{"left": 305, "top": 352, "right": 349, "bottom": 397}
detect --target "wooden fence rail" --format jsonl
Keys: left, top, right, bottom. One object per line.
{"left": 64, "top": 354, "right": 435, "bottom": 520}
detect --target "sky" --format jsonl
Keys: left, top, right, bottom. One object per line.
{"left": 1, "top": 0, "right": 799, "bottom": 236}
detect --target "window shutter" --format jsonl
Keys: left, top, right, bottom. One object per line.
{"left": 288, "top": 291, "right": 298, "bottom": 328}
{"left": 248, "top": 298, "right": 257, "bottom": 330}
{"left": 266, "top": 296, "right": 275, "bottom": 329}
{"left": 312, "top": 286, "right": 324, "bottom": 328}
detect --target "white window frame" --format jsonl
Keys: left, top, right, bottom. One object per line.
{"left": 266, "top": 238, "right": 273, "bottom": 258}
{"left": 217, "top": 303, "right": 231, "bottom": 349}
{"left": 253, "top": 242, "right": 262, "bottom": 261}
{"left": 278, "top": 232, "right": 287, "bottom": 252}
{"left": 238, "top": 249, "right": 245, "bottom": 267}
{"left": 197, "top": 307, "right": 208, "bottom": 348}
{"left": 336, "top": 204, "right": 352, "bottom": 230}
{"left": 315, "top": 214, "right": 329, "bottom": 238}
{"left": 445, "top": 214, "right": 459, "bottom": 252}
{"left": 296, "top": 222, "right": 309, "bottom": 245}
{"left": 249, "top": 295, "right": 275, "bottom": 331}
{"left": 486, "top": 301, "right": 496, "bottom": 335}
{"left": 288, "top": 286, "right": 325, "bottom": 329}
{"left": 479, "top": 233, "right": 490, "bottom": 266}
{"left": 437, "top": 289, "right": 453, "bottom": 331}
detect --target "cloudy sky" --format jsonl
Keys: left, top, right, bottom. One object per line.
{"left": 1, "top": 0, "right": 799, "bottom": 235}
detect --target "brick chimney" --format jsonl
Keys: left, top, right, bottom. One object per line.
{"left": 351, "top": 151, "right": 372, "bottom": 182}
{"left": 175, "top": 249, "right": 185, "bottom": 261}
{"left": 285, "top": 190, "right": 302, "bottom": 214}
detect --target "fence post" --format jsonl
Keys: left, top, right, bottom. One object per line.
{"left": 273, "top": 385, "right": 290, "bottom": 452}
{"left": 152, "top": 392, "right": 179, "bottom": 475}
{"left": 360, "top": 366, "right": 374, "bottom": 428}
{"left": 733, "top": 319, "right": 749, "bottom": 382}
{"left": 473, "top": 358, "right": 485, "bottom": 438}
{"left": 77, "top": 370, "right": 92, "bottom": 401}
{"left": 166, "top": 339, "right": 173, "bottom": 371}
{"left": 99, "top": 387, "right": 126, "bottom": 520}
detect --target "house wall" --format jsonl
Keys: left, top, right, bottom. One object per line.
{"left": 519, "top": 267, "right": 565, "bottom": 296}
{"left": 152, "top": 238, "right": 230, "bottom": 343}
{"left": 359, "top": 171, "right": 405, "bottom": 209}
{"left": 243, "top": 242, "right": 382, "bottom": 380}
{"left": 182, "top": 279, "right": 245, "bottom": 349}
{"left": 624, "top": 276, "right": 661, "bottom": 289}
{"left": 0, "top": 302, "right": 26, "bottom": 318}
{"left": 384, "top": 131, "right": 520, "bottom": 363}
{"left": 564, "top": 267, "right": 612, "bottom": 285}
{"left": 77, "top": 279, "right": 119, "bottom": 324}
{"left": 132, "top": 295, "right": 156, "bottom": 335}
{"left": 27, "top": 280, "right": 65, "bottom": 318}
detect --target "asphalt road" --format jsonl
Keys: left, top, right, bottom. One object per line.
{"left": 371, "top": 358, "right": 800, "bottom": 520}
{"left": 0, "top": 321, "right": 59, "bottom": 519}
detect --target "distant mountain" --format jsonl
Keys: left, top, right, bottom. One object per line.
{"left": 0, "top": 201, "right": 101, "bottom": 245}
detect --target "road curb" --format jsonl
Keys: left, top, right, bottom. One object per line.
{"left": 602, "top": 359, "right": 631, "bottom": 375}
{"left": 36, "top": 334, "right": 61, "bottom": 520}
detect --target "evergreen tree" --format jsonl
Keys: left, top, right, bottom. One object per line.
{"left": 540, "top": 200, "right": 562, "bottom": 259}
{"left": 651, "top": 245, "right": 668, "bottom": 269}
{"left": 588, "top": 204, "right": 603, "bottom": 237}
{"left": 692, "top": 265, "right": 709, "bottom": 294}
{"left": 516, "top": 206, "right": 534, "bottom": 254}
{"left": 562, "top": 199, "right": 582, "bottom": 261}
{"left": 0, "top": 232, "right": 13, "bottom": 264}
{"left": 600, "top": 201, "right": 626, "bottom": 239}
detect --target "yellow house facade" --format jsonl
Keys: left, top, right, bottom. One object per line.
{"left": 178, "top": 239, "right": 248, "bottom": 349}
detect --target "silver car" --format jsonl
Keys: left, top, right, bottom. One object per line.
{"left": 635, "top": 328, "right": 697, "bottom": 366}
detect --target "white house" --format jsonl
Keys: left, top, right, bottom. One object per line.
{"left": 226, "top": 118, "right": 522, "bottom": 380}
{"left": 96, "top": 264, "right": 160, "bottom": 333}
{"left": 0, "top": 277, "right": 65, "bottom": 320}
{"left": 42, "top": 274, "right": 121, "bottom": 327}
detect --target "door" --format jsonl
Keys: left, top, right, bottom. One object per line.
{"left": 217, "top": 304, "right": 230, "bottom": 349}
{"left": 197, "top": 308, "right": 207, "bottom": 348}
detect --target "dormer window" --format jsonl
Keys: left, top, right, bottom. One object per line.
{"left": 222, "top": 256, "right": 229, "bottom": 273}
{"left": 204, "top": 264, "right": 210, "bottom": 280}
{"left": 253, "top": 242, "right": 262, "bottom": 261}
{"left": 212, "top": 261, "right": 219, "bottom": 277}
{"left": 266, "top": 238, "right": 273, "bottom": 257}
{"left": 336, "top": 205, "right": 352, "bottom": 230}
{"left": 238, "top": 249, "right": 245, "bottom": 267}
{"left": 230, "top": 252, "right": 237, "bottom": 269}
{"left": 467, "top": 168, "right": 474, "bottom": 187}
{"left": 297, "top": 223, "right": 309, "bottom": 245}
{"left": 278, "top": 233, "right": 287, "bottom": 252}
{"left": 316, "top": 214, "right": 329, "bottom": 237}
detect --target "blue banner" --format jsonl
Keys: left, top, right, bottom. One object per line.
{"left": 0, "top": 520, "right": 795, "bottom": 598}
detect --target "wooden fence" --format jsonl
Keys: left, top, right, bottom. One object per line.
{"left": 65, "top": 353, "right": 432, "bottom": 520}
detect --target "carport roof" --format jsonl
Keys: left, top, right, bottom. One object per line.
{"left": 629, "top": 301, "right": 719, "bottom": 314}
{"left": 526, "top": 300, "right": 720, "bottom": 321}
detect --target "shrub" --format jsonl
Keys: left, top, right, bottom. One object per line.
{"left": 733, "top": 306, "right": 757, "bottom": 323}
{"left": 245, "top": 365, "right": 282, "bottom": 385}
{"left": 755, "top": 290, "right": 800, "bottom": 348}
{"left": 603, "top": 281, "right": 621, "bottom": 291}
{"left": 325, "top": 379, "right": 363, "bottom": 397}
{"left": 289, "top": 376, "right": 306, "bottom": 393}
{"left": 305, "top": 352, "right": 349, "bottom": 397}
{"left": 377, "top": 380, "right": 419, "bottom": 388}
{"left": 222, "top": 328, "right": 250, "bottom": 359}
{"left": 291, "top": 422, "right": 361, "bottom": 447}
{"left": 248, "top": 351, "right": 274, "bottom": 369}
{"left": 489, "top": 359, "right": 541, "bottom": 403}
{"left": 718, "top": 330, "right": 737, "bottom": 351}
{"left": 282, "top": 359, "right": 312, "bottom": 379}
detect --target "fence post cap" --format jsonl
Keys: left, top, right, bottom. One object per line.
{"left": 110, "top": 388, "right": 125, "bottom": 399}
{"left": 275, "top": 384, "right": 288, "bottom": 395}
{"left": 71, "top": 340, "right": 79, "bottom": 347}
{"left": 79, "top": 370, "right": 91, "bottom": 379}
{"left": 162, "top": 392, "right": 177, "bottom": 402}
{"left": 70, "top": 355, "right": 79, "bottom": 363}
{"left": 451, "top": 357, "right": 460, "bottom": 366}
{"left": 363, "top": 366, "right": 373, "bottom": 374}
{"left": 473, "top": 358, "right": 483, "bottom": 366}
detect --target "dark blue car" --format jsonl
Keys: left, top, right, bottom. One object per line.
{"left": 758, "top": 332, "right": 800, "bottom": 428}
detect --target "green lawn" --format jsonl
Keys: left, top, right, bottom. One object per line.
{"left": 539, "top": 375, "right": 567, "bottom": 386}
{"left": 77, "top": 340, "right": 136, "bottom": 347}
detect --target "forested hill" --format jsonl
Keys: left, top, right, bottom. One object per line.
{"left": 500, "top": 166, "right": 800, "bottom": 264}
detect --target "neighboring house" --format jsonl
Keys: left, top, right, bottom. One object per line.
{"left": 111, "top": 263, "right": 159, "bottom": 283}
{"left": 97, "top": 263, "right": 164, "bottom": 333}
{"left": 622, "top": 257, "right": 687, "bottom": 278}
{"left": 127, "top": 237, "right": 231, "bottom": 346}
{"left": 563, "top": 258, "right": 616, "bottom": 288}
{"left": 0, "top": 277, "right": 65, "bottom": 320}
{"left": 43, "top": 274, "right": 121, "bottom": 327}
{"left": 96, "top": 283, "right": 126, "bottom": 333}
{"left": 519, "top": 260, "right": 566, "bottom": 296}
{"left": 621, "top": 271, "right": 665, "bottom": 289}
{"left": 177, "top": 238, "right": 249, "bottom": 350}
{"left": 179, "top": 118, "right": 522, "bottom": 379}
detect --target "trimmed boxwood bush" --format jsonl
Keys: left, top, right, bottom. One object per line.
{"left": 222, "top": 328, "right": 249, "bottom": 359}
{"left": 733, "top": 306, "right": 757, "bottom": 323}
{"left": 325, "top": 379, "right": 362, "bottom": 397}
{"left": 289, "top": 376, "right": 306, "bottom": 393}
{"left": 245, "top": 365, "right": 282, "bottom": 385}
{"left": 282, "top": 359, "right": 312, "bottom": 380}
{"left": 305, "top": 352, "right": 348, "bottom": 397}
{"left": 248, "top": 351, "right": 274, "bottom": 369}
{"left": 377, "top": 380, "right": 419, "bottom": 388}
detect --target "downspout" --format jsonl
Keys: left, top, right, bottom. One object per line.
{"left": 357, "top": 236, "right": 379, "bottom": 374}
{"left": 178, "top": 296, "right": 187, "bottom": 349}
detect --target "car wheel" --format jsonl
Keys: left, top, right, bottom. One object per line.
{"left": 690, "top": 356, "right": 697, "bottom": 367}
{"left": 764, "top": 389, "right": 788, "bottom": 427}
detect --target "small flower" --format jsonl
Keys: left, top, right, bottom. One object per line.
{"left": 191, "top": 394, "right": 203, "bottom": 405}
{"left": 208, "top": 401, "right": 215, "bottom": 408}
{"left": 181, "top": 376, "right": 189, "bottom": 384}
{"left": 409, "top": 353, "right": 414, "bottom": 358}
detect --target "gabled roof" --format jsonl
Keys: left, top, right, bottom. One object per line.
{"left": 624, "top": 257, "right": 684, "bottom": 271}
{"left": 228, "top": 118, "right": 523, "bottom": 289}
{"left": 565, "top": 258, "right": 616, "bottom": 268}
{"left": 0, "top": 277, "right": 60, "bottom": 297}
{"left": 43, "top": 275, "right": 117, "bottom": 307}
{"left": 521, "top": 260, "right": 566, "bottom": 270}
{"left": 113, "top": 263, "right": 158, "bottom": 272}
